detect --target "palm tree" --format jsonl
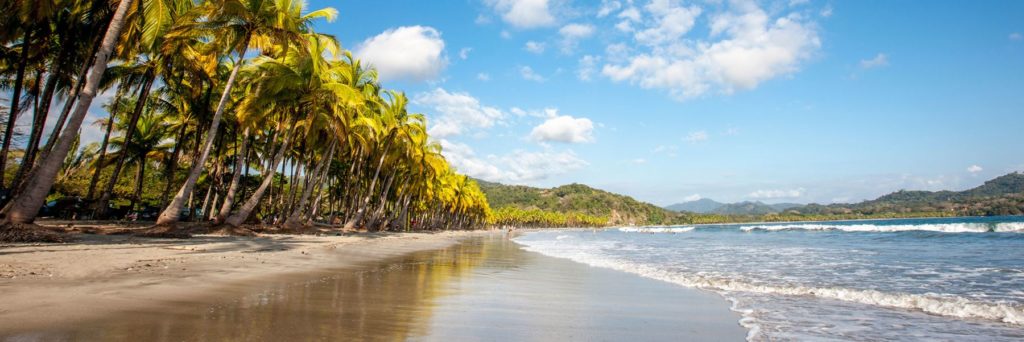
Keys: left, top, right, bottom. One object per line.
{"left": 104, "top": 110, "right": 172, "bottom": 212}
{"left": 0, "top": 0, "right": 136, "bottom": 226}
{"left": 157, "top": 0, "right": 338, "bottom": 226}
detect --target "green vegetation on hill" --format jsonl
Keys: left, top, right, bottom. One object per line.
{"left": 479, "top": 172, "right": 1024, "bottom": 228}
{"left": 476, "top": 180, "right": 681, "bottom": 227}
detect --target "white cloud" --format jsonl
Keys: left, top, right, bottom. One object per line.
{"left": 520, "top": 66, "right": 546, "bottom": 82}
{"left": 559, "top": 23, "right": 596, "bottom": 39}
{"left": 820, "top": 5, "right": 833, "bottom": 17}
{"left": 524, "top": 40, "right": 546, "bottom": 54}
{"left": 683, "top": 193, "right": 701, "bottom": 201}
{"left": 475, "top": 14, "right": 492, "bottom": 25}
{"left": 355, "top": 26, "right": 447, "bottom": 82}
{"left": 619, "top": 6, "right": 641, "bottom": 22}
{"left": 459, "top": 47, "right": 472, "bottom": 60}
{"left": 414, "top": 88, "right": 504, "bottom": 138}
{"left": 859, "top": 53, "right": 889, "bottom": 69}
{"left": 634, "top": 1, "right": 701, "bottom": 46}
{"left": 486, "top": 0, "right": 556, "bottom": 29}
{"left": 748, "top": 188, "right": 805, "bottom": 199}
{"left": 559, "top": 23, "right": 596, "bottom": 53}
{"left": 500, "top": 30, "right": 512, "bottom": 39}
{"left": 631, "top": 158, "right": 647, "bottom": 164}
{"left": 577, "top": 55, "right": 600, "bottom": 81}
{"left": 530, "top": 114, "right": 595, "bottom": 143}
{"left": 684, "top": 130, "right": 708, "bottom": 143}
{"left": 1010, "top": 32, "right": 1022, "bottom": 41}
{"left": 598, "top": 0, "right": 622, "bottom": 18}
{"left": 440, "top": 139, "right": 587, "bottom": 184}
{"left": 652, "top": 144, "right": 679, "bottom": 157}
{"left": 477, "top": 73, "right": 491, "bottom": 81}
{"left": 967, "top": 165, "right": 983, "bottom": 174}
{"left": 602, "top": 2, "right": 821, "bottom": 100}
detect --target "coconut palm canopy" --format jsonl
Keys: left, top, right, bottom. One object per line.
{"left": 0, "top": 0, "right": 494, "bottom": 235}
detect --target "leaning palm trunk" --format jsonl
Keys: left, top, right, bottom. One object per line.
{"left": 283, "top": 142, "right": 334, "bottom": 229}
{"left": 344, "top": 136, "right": 394, "bottom": 230}
{"left": 157, "top": 38, "right": 249, "bottom": 226}
{"left": 97, "top": 71, "right": 155, "bottom": 217}
{"left": 224, "top": 131, "right": 292, "bottom": 227}
{"left": 0, "top": 0, "right": 134, "bottom": 225}
{"left": 213, "top": 127, "right": 249, "bottom": 224}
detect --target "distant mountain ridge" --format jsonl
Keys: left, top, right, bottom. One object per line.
{"left": 664, "top": 172, "right": 1024, "bottom": 216}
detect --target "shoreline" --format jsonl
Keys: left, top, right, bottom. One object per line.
{"left": 0, "top": 226, "right": 492, "bottom": 333}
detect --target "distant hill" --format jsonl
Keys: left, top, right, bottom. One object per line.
{"left": 665, "top": 199, "right": 804, "bottom": 215}
{"left": 665, "top": 198, "right": 723, "bottom": 213}
{"left": 712, "top": 201, "right": 783, "bottom": 215}
{"left": 798, "top": 172, "right": 1024, "bottom": 216}
{"left": 476, "top": 179, "right": 680, "bottom": 225}
{"left": 664, "top": 173, "right": 1024, "bottom": 217}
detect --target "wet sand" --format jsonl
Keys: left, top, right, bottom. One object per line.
{"left": 1, "top": 233, "right": 744, "bottom": 341}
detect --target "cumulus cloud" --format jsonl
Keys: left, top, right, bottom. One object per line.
{"left": 559, "top": 23, "right": 596, "bottom": 53}
{"left": 477, "top": 73, "right": 491, "bottom": 81}
{"left": 577, "top": 55, "right": 600, "bottom": 81}
{"left": 748, "top": 188, "right": 805, "bottom": 199}
{"left": 524, "top": 40, "right": 546, "bottom": 54}
{"left": 413, "top": 88, "right": 504, "bottom": 138}
{"left": 597, "top": 0, "right": 622, "bottom": 18}
{"left": 601, "top": 1, "right": 821, "bottom": 100}
{"left": 459, "top": 47, "right": 472, "bottom": 60}
{"left": 860, "top": 53, "right": 889, "bottom": 69}
{"left": 440, "top": 139, "right": 587, "bottom": 184}
{"left": 684, "top": 130, "right": 708, "bottom": 143}
{"left": 967, "top": 165, "right": 983, "bottom": 174}
{"left": 520, "top": 66, "right": 546, "bottom": 82}
{"left": 355, "top": 26, "right": 447, "bottom": 82}
{"left": 486, "top": 0, "right": 556, "bottom": 29}
{"left": 530, "top": 114, "right": 595, "bottom": 143}
{"left": 683, "top": 193, "right": 701, "bottom": 201}
{"left": 653, "top": 144, "right": 679, "bottom": 157}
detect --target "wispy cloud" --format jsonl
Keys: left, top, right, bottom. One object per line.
{"left": 520, "top": 66, "right": 546, "bottom": 82}
{"left": 684, "top": 130, "right": 709, "bottom": 143}
{"left": 859, "top": 53, "right": 889, "bottom": 69}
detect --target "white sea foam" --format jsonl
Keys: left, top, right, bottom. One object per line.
{"left": 618, "top": 226, "right": 695, "bottom": 233}
{"left": 740, "top": 222, "right": 1024, "bottom": 233}
{"left": 515, "top": 237, "right": 1024, "bottom": 327}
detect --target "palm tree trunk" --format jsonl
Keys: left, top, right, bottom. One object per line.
{"left": 96, "top": 71, "right": 155, "bottom": 217}
{"left": 12, "top": 67, "right": 56, "bottom": 188}
{"left": 0, "top": 27, "right": 33, "bottom": 190}
{"left": 224, "top": 131, "right": 292, "bottom": 227}
{"left": 344, "top": 136, "right": 395, "bottom": 230}
{"left": 0, "top": 0, "right": 134, "bottom": 225}
{"left": 40, "top": 34, "right": 101, "bottom": 160}
{"left": 213, "top": 127, "right": 249, "bottom": 224}
{"left": 130, "top": 160, "right": 145, "bottom": 212}
{"left": 86, "top": 86, "right": 127, "bottom": 200}
{"left": 283, "top": 142, "right": 334, "bottom": 229}
{"left": 157, "top": 36, "right": 250, "bottom": 226}
{"left": 160, "top": 123, "right": 188, "bottom": 207}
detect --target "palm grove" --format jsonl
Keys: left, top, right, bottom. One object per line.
{"left": 0, "top": 0, "right": 494, "bottom": 240}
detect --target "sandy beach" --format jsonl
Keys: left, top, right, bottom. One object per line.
{"left": 0, "top": 225, "right": 744, "bottom": 341}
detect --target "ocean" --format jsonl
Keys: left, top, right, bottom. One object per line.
{"left": 514, "top": 216, "right": 1024, "bottom": 341}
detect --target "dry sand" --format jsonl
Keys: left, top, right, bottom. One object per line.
{"left": 0, "top": 222, "right": 487, "bottom": 333}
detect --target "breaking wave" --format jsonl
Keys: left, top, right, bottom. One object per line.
{"left": 740, "top": 222, "right": 1024, "bottom": 233}
{"left": 618, "top": 227, "right": 695, "bottom": 233}
{"left": 515, "top": 238, "right": 1024, "bottom": 326}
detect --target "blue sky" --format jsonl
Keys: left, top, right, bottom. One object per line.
{"left": 294, "top": 0, "right": 1024, "bottom": 206}
{"left": 32, "top": 0, "right": 1011, "bottom": 205}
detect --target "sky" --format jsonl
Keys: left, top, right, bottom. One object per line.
{"left": 22, "top": 0, "right": 1024, "bottom": 206}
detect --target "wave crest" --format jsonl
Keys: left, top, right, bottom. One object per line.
{"left": 741, "top": 222, "right": 1024, "bottom": 233}
{"left": 619, "top": 227, "right": 695, "bottom": 233}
